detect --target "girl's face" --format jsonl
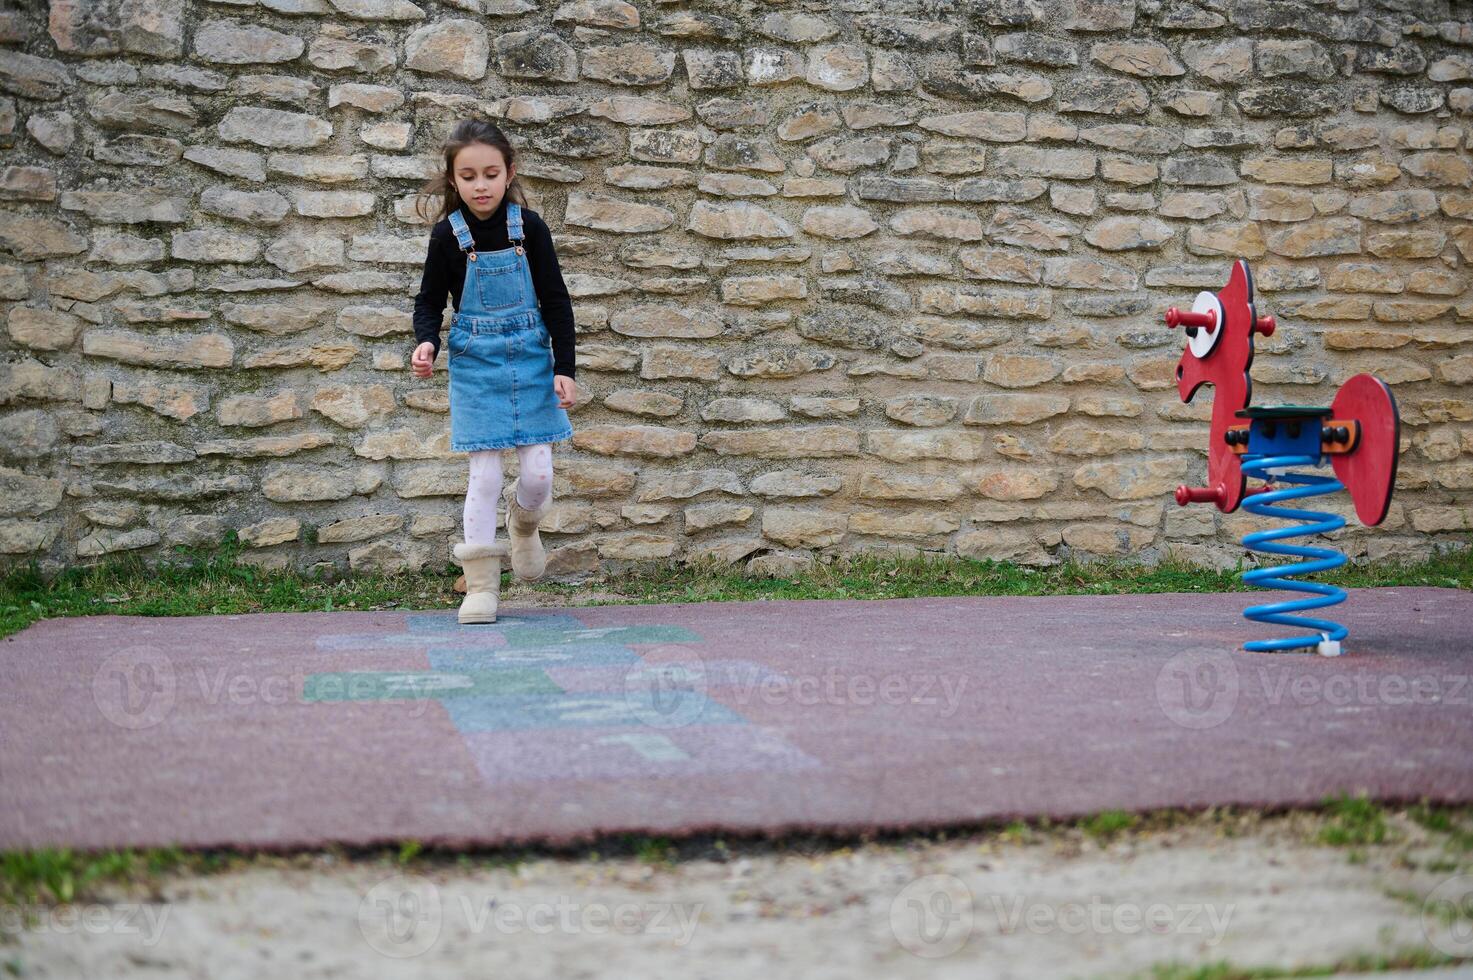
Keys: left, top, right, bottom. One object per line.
{"left": 452, "top": 142, "right": 513, "bottom": 220}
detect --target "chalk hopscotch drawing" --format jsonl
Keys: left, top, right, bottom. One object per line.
{"left": 304, "top": 611, "right": 820, "bottom": 785}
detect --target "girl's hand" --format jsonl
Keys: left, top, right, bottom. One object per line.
{"left": 411, "top": 341, "right": 436, "bottom": 378}
{"left": 553, "top": 374, "right": 576, "bottom": 409}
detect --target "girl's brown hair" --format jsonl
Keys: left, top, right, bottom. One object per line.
{"left": 416, "top": 118, "right": 529, "bottom": 224}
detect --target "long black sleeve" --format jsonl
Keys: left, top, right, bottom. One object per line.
{"left": 412, "top": 224, "right": 453, "bottom": 359}
{"left": 409, "top": 203, "right": 577, "bottom": 379}
{"left": 521, "top": 213, "right": 577, "bottom": 380}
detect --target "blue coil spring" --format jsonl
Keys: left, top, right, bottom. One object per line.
{"left": 1239, "top": 454, "right": 1349, "bottom": 653}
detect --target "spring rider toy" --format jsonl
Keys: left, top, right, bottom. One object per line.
{"left": 1164, "top": 259, "right": 1400, "bottom": 656}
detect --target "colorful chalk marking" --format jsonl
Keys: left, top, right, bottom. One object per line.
{"left": 304, "top": 668, "right": 558, "bottom": 701}
{"left": 305, "top": 610, "right": 820, "bottom": 786}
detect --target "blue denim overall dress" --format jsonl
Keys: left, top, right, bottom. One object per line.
{"left": 445, "top": 204, "right": 573, "bottom": 452}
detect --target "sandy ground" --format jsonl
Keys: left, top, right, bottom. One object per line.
{"left": 5, "top": 811, "right": 1473, "bottom": 979}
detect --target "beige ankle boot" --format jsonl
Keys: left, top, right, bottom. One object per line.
{"left": 452, "top": 541, "right": 508, "bottom": 624}
{"left": 504, "top": 477, "right": 550, "bottom": 581}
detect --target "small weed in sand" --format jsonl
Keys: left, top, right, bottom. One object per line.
{"left": 1083, "top": 810, "right": 1139, "bottom": 841}
{"left": 1318, "top": 794, "right": 1390, "bottom": 848}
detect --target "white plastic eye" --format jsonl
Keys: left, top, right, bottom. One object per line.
{"left": 1187, "top": 291, "right": 1225, "bottom": 360}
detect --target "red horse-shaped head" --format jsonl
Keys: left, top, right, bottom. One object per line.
{"left": 1167, "top": 259, "right": 1268, "bottom": 513}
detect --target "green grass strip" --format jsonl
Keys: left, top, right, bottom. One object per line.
{"left": 2, "top": 534, "right": 1469, "bottom": 639}
{"left": 1136, "top": 947, "right": 1465, "bottom": 979}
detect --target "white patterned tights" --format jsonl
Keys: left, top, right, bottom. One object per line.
{"left": 462, "top": 444, "right": 553, "bottom": 547}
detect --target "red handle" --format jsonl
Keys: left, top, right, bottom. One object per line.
{"left": 1165, "top": 307, "right": 1217, "bottom": 331}
{"left": 1254, "top": 315, "right": 1276, "bottom": 337}
{"left": 1175, "top": 484, "right": 1224, "bottom": 506}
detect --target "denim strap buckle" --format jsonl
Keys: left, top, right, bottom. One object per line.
{"left": 507, "top": 202, "right": 525, "bottom": 254}
{"left": 448, "top": 208, "right": 478, "bottom": 262}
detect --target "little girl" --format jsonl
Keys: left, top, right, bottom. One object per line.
{"left": 410, "top": 119, "right": 577, "bottom": 625}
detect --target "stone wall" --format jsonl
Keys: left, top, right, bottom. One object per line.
{"left": 1, "top": 0, "right": 1471, "bottom": 579}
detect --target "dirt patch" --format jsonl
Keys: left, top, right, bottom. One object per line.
{"left": 7, "top": 811, "right": 1470, "bottom": 978}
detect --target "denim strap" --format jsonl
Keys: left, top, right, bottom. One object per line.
{"left": 448, "top": 208, "right": 475, "bottom": 253}
{"left": 507, "top": 202, "right": 523, "bottom": 246}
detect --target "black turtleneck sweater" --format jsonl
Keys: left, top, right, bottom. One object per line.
{"left": 412, "top": 200, "right": 576, "bottom": 379}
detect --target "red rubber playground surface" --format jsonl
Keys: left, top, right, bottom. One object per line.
{"left": 2, "top": 587, "right": 1471, "bottom": 852}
